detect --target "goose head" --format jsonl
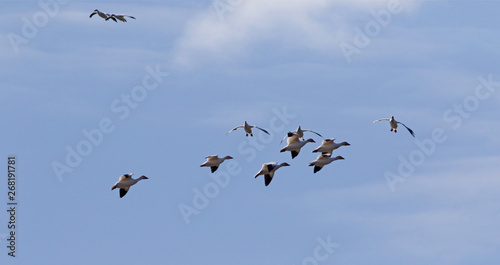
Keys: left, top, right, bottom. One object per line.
{"left": 333, "top": 156, "right": 344, "bottom": 160}
{"left": 138, "top": 175, "right": 148, "bottom": 180}
{"left": 305, "top": 138, "right": 316, "bottom": 143}
{"left": 279, "top": 162, "right": 290, "bottom": 167}
{"left": 223, "top": 156, "right": 233, "bottom": 160}
{"left": 340, "top": 141, "right": 350, "bottom": 146}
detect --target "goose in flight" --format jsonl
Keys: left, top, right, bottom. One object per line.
{"left": 227, "top": 121, "right": 270, "bottom": 137}
{"left": 372, "top": 116, "right": 415, "bottom": 137}
{"left": 308, "top": 154, "right": 344, "bottom": 173}
{"left": 89, "top": 9, "right": 117, "bottom": 22}
{"left": 280, "top": 132, "right": 315, "bottom": 159}
{"left": 200, "top": 155, "right": 233, "bottom": 173}
{"left": 254, "top": 162, "right": 290, "bottom": 186}
{"left": 280, "top": 126, "right": 322, "bottom": 145}
{"left": 106, "top": 14, "right": 136, "bottom": 22}
{"left": 312, "top": 138, "right": 350, "bottom": 155}
{"left": 110, "top": 173, "right": 148, "bottom": 198}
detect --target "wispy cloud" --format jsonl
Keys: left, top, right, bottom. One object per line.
{"left": 170, "top": 0, "right": 421, "bottom": 69}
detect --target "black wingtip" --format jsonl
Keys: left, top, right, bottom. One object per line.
{"left": 291, "top": 151, "right": 298, "bottom": 159}
{"left": 264, "top": 175, "right": 272, "bottom": 186}
{"left": 210, "top": 166, "right": 218, "bottom": 173}
{"left": 119, "top": 189, "right": 128, "bottom": 198}
{"left": 314, "top": 166, "right": 322, "bottom": 173}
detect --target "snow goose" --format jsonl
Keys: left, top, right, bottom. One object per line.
{"left": 110, "top": 173, "right": 148, "bottom": 198}
{"left": 372, "top": 116, "right": 415, "bottom": 137}
{"left": 200, "top": 155, "right": 233, "bottom": 173}
{"left": 280, "top": 132, "right": 315, "bottom": 159}
{"left": 106, "top": 14, "right": 136, "bottom": 22}
{"left": 280, "top": 126, "right": 322, "bottom": 145}
{"left": 227, "top": 121, "right": 270, "bottom": 137}
{"left": 308, "top": 154, "right": 344, "bottom": 173}
{"left": 312, "top": 138, "right": 350, "bottom": 155}
{"left": 89, "top": 9, "right": 116, "bottom": 22}
{"left": 254, "top": 162, "right": 290, "bottom": 186}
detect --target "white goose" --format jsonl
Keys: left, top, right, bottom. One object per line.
{"left": 227, "top": 121, "right": 270, "bottom": 137}
{"left": 200, "top": 155, "right": 233, "bottom": 173}
{"left": 312, "top": 138, "right": 350, "bottom": 155}
{"left": 280, "top": 126, "right": 322, "bottom": 145}
{"left": 110, "top": 173, "right": 148, "bottom": 198}
{"left": 106, "top": 14, "right": 136, "bottom": 22}
{"left": 280, "top": 132, "right": 315, "bottom": 159}
{"left": 372, "top": 116, "right": 415, "bottom": 137}
{"left": 308, "top": 154, "right": 344, "bottom": 173}
{"left": 89, "top": 9, "right": 116, "bottom": 22}
{"left": 254, "top": 162, "right": 290, "bottom": 186}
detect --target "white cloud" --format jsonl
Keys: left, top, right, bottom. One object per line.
{"left": 170, "top": 0, "right": 421, "bottom": 69}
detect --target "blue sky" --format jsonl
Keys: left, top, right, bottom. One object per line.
{"left": 1, "top": 0, "right": 500, "bottom": 264}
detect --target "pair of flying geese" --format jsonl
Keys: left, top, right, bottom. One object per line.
{"left": 89, "top": 9, "right": 135, "bottom": 22}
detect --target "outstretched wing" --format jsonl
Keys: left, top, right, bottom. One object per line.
{"left": 254, "top": 126, "right": 270, "bottom": 135}
{"left": 119, "top": 187, "right": 129, "bottom": 198}
{"left": 397, "top": 122, "right": 415, "bottom": 137}
{"left": 372, "top": 118, "right": 390, "bottom": 124}
{"left": 303, "top": 129, "right": 323, "bottom": 138}
{"left": 227, "top": 126, "right": 243, "bottom": 135}
{"left": 279, "top": 134, "right": 288, "bottom": 145}
{"left": 264, "top": 174, "right": 273, "bottom": 186}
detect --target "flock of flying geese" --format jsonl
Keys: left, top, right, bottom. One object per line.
{"left": 93, "top": 8, "right": 417, "bottom": 197}
{"left": 111, "top": 114, "right": 415, "bottom": 197}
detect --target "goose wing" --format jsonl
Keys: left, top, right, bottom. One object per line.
{"left": 254, "top": 126, "right": 270, "bottom": 135}
{"left": 302, "top": 129, "right": 323, "bottom": 138}
{"left": 205, "top": 155, "right": 219, "bottom": 161}
{"left": 279, "top": 134, "right": 289, "bottom": 145}
{"left": 372, "top": 118, "right": 390, "bottom": 124}
{"left": 227, "top": 126, "right": 243, "bottom": 135}
{"left": 397, "top": 122, "right": 415, "bottom": 137}
{"left": 264, "top": 174, "right": 273, "bottom": 186}
{"left": 118, "top": 174, "right": 132, "bottom": 181}
{"left": 119, "top": 187, "right": 129, "bottom": 198}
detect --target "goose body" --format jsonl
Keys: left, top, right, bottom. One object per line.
{"left": 227, "top": 121, "right": 270, "bottom": 137}
{"left": 90, "top": 9, "right": 116, "bottom": 22}
{"left": 372, "top": 116, "right": 415, "bottom": 137}
{"left": 200, "top": 155, "right": 233, "bottom": 173}
{"left": 254, "top": 162, "right": 290, "bottom": 186}
{"left": 280, "top": 126, "right": 322, "bottom": 144}
{"left": 308, "top": 154, "right": 344, "bottom": 173}
{"left": 106, "top": 14, "right": 136, "bottom": 22}
{"left": 110, "top": 173, "right": 148, "bottom": 198}
{"left": 280, "top": 132, "right": 315, "bottom": 159}
{"left": 312, "top": 138, "right": 350, "bottom": 155}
